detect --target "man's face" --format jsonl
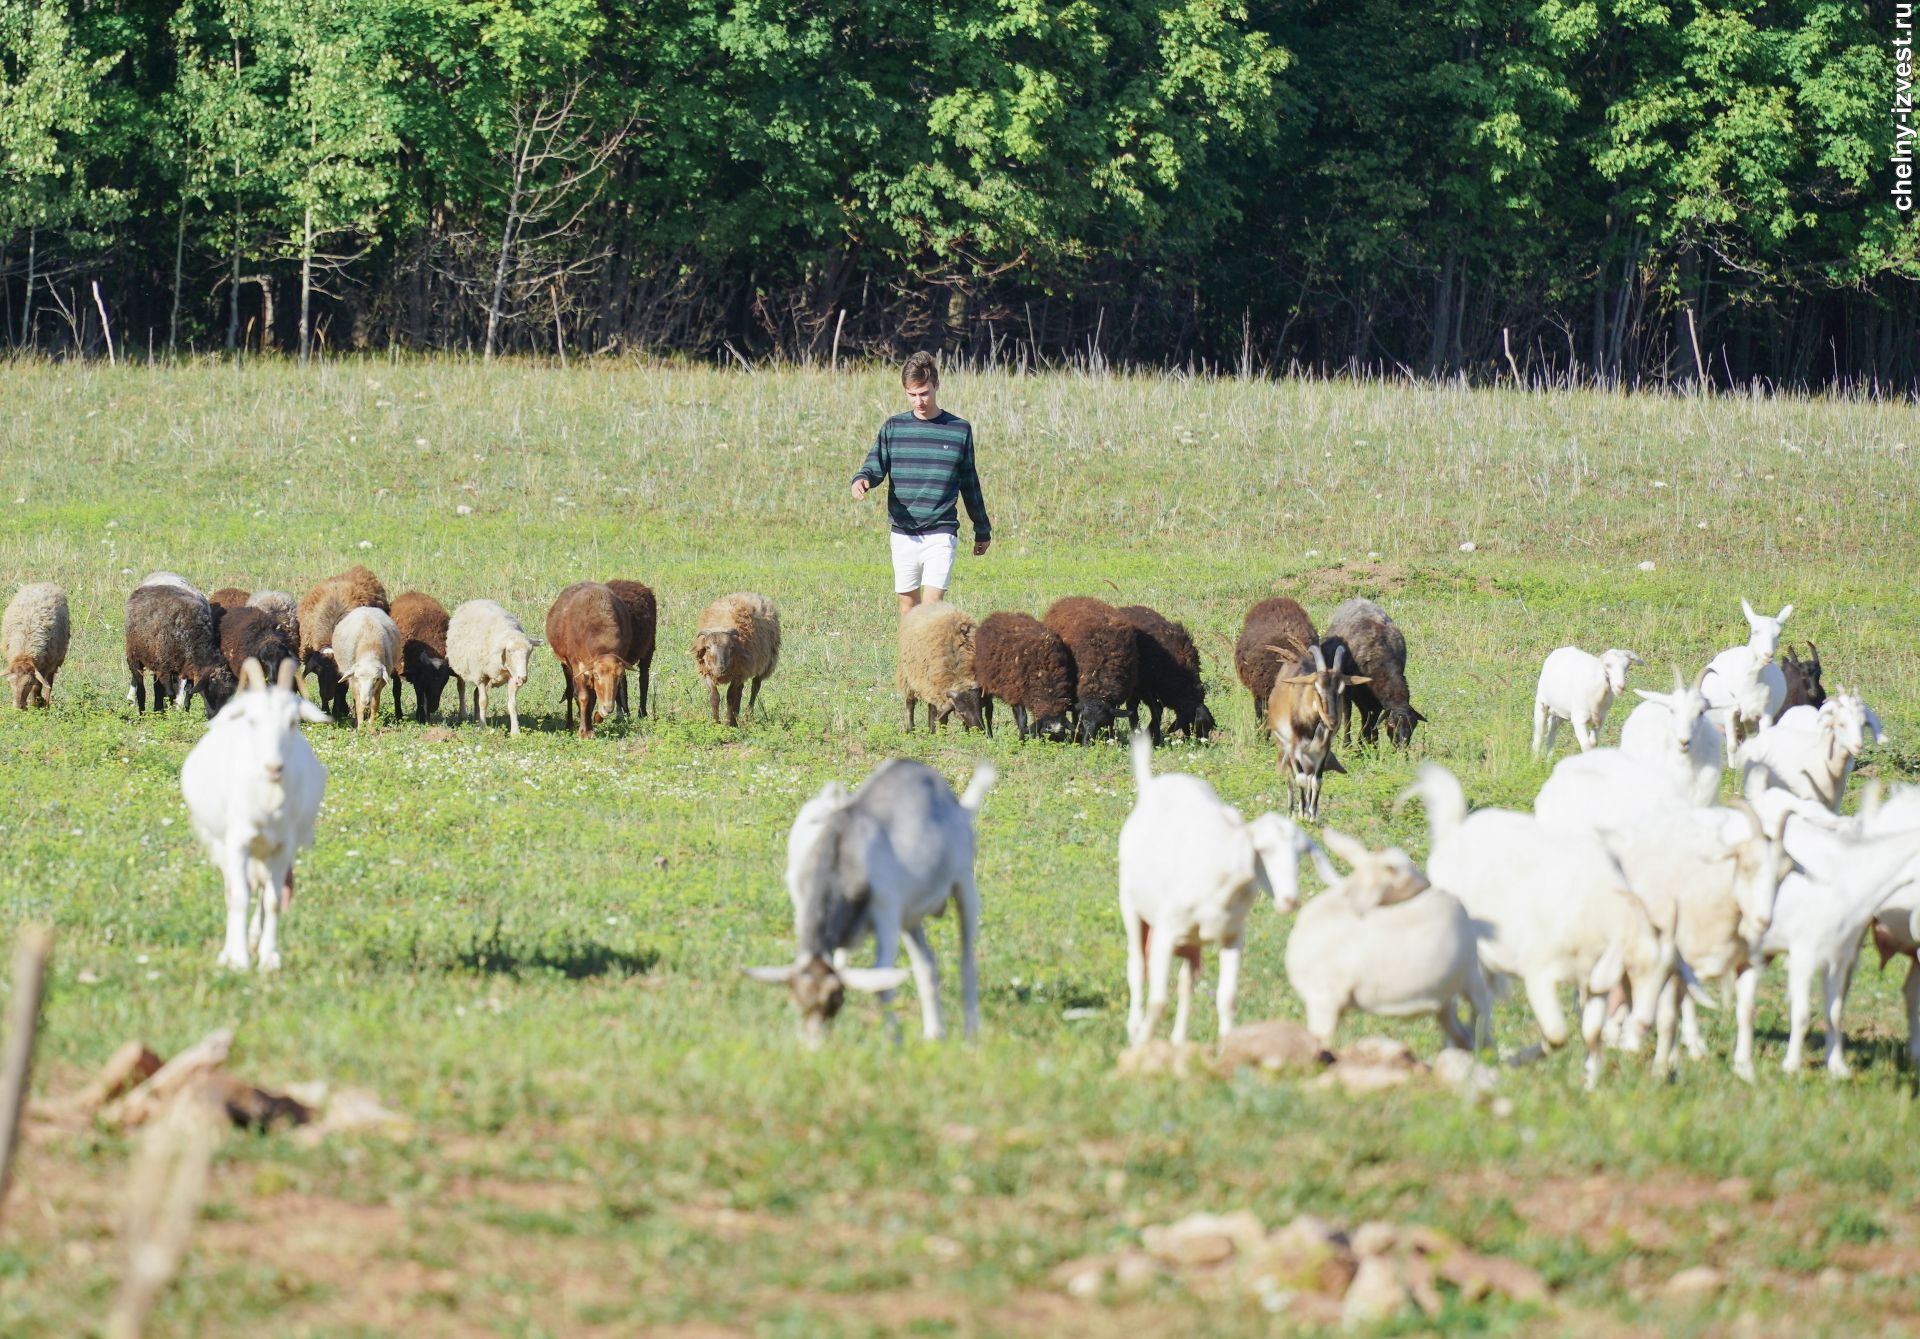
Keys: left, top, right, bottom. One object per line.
{"left": 905, "top": 378, "right": 938, "bottom": 419}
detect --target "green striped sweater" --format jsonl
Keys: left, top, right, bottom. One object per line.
{"left": 852, "top": 410, "right": 992, "bottom": 541}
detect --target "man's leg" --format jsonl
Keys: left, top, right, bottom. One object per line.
{"left": 898, "top": 589, "right": 921, "bottom": 616}
{"left": 918, "top": 536, "right": 957, "bottom": 608}
{"left": 921, "top": 586, "right": 944, "bottom": 604}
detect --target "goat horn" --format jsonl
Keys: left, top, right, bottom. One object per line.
{"left": 1311, "top": 643, "right": 1327, "bottom": 672}
{"left": 239, "top": 657, "right": 267, "bottom": 691}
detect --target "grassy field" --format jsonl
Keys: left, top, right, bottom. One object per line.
{"left": 2, "top": 358, "right": 1919, "bottom": 1336}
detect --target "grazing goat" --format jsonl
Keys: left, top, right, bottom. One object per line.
{"left": 179, "top": 658, "right": 329, "bottom": 970}
{"left": 1117, "top": 604, "right": 1214, "bottom": 744}
{"left": 390, "top": 592, "right": 453, "bottom": 724}
{"left": 3, "top": 582, "right": 69, "bottom": 709}
{"left": 605, "top": 578, "right": 658, "bottom": 718}
{"left": 1532, "top": 646, "right": 1641, "bottom": 754}
{"left": 1043, "top": 597, "right": 1140, "bottom": 743}
{"left": 447, "top": 599, "right": 541, "bottom": 735}
{"left": 126, "top": 583, "right": 236, "bottom": 718}
{"left": 898, "top": 601, "right": 984, "bottom": 732}
{"left": 1119, "top": 733, "right": 1327, "bottom": 1045}
{"left": 973, "top": 612, "right": 1075, "bottom": 741}
{"left": 1326, "top": 598, "right": 1424, "bottom": 749}
{"left": 1264, "top": 642, "right": 1369, "bottom": 820}
{"left": 322, "top": 606, "right": 402, "bottom": 728}
{"left": 1234, "top": 596, "right": 1316, "bottom": 726}
{"left": 546, "top": 582, "right": 635, "bottom": 738}
{"left": 693, "top": 592, "right": 780, "bottom": 726}
{"left": 748, "top": 759, "right": 995, "bottom": 1046}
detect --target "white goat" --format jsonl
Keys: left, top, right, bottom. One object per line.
{"left": 748, "top": 759, "right": 994, "bottom": 1046}
{"left": 1119, "top": 732, "right": 1328, "bottom": 1047}
{"left": 1533, "top": 746, "right": 1695, "bottom": 838}
{"left": 322, "top": 606, "right": 402, "bottom": 729}
{"left": 1618, "top": 672, "right": 1723, "bottom": 804}
{"left": 1532, "top": 646, "right": 1641, "bottom": 755}
{"left": 1401, "top": 764, "right": 1696, "bottom": 1087}
{"left": 1700, "top": 599, "right": 1793, "bottom": 758}
{"left": 1737, "top": 687, "right": 1883, "bottom": 811}
{"left": 179, "top": 658, "right": 329, "bottom": 971}
{"left": 1864, "top": 788, "right": 1920, "bottom": 1068}
{"left": 446, "top": 599, "right": 541, "bottom": 736}
{"left": 1284, "top": 830, "right": 1490, "bottom": 1051}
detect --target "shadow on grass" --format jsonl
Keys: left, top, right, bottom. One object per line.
{"left": 361, "top": 918, "right": 660, "bottom": 979}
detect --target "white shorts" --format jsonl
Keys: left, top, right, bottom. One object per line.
{"left": 891, "top": 531, "right": 959, "bottom": 594}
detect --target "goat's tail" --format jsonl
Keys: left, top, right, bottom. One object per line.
{"left": 1395, "top": 761, "right": 1467, "bottom": 846}
{"left": 960, "top": 761, "right": 998, "bottom": 816}
{"left": 1129, "top": 729, "right": 1155, "bottom": 794}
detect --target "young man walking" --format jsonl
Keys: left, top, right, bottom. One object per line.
{"left": 850, "top": 352, "right": 992, "bottom": 615}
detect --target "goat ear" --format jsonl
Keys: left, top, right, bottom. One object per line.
{"left": 743, "top": 965, "right": 800, "bottom": 985}
{"left": 1777, "top": 603, "right": 1793, "bottom": 622}
{"left": 1346, "top": 674, "right": 1371, "bottom": 687}
{"left": 239, "top": 657, "right": 267, "bottom": 691}
{"left": 297, "top": 700, "right": 331, "bottom": 724}
{"left": 838, "top": 966, "right": 910, "bottom": 994}
{"left": 1741, "top": 597, "right": 1757, "bottom": 622}
{"left": 1323, "top": 750, "right": 1346, "bottom": 775}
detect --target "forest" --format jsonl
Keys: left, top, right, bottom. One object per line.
{"left": 3, "top": 0, "right": 1916, "bottom": 387}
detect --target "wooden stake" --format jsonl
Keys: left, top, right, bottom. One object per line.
{"left": 0, "top": 925, "right": 51, "bottom": 1219}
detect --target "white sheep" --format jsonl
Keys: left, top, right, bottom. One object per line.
{"left": 447, "top": 599, "right": 541, "bottom": 735}
{"left": 1700, "top": 599, "right": 1794, "bottom": 756}
{"left": 1283, "top": 830, "right": 1490, "bottom": 1050}
{"left": 747, "top": 759, "right": 995, "bottom": 1046}
{"left": 1119, "top": 732, "right": 1329, "bottom": 1046}
{"left": 179, "top": 658, "right": 329, "bottom": 971}
{"left": 322, "top": 606, "right": 402, "bottom": 729}
{"left": 1618, "top": 672, "right": 1723, "bottom": 804}
{"left": 1532, "top": 646, "right": 1641, "bottom": 755}
{"left": 1737, "top": 687, "right": 1883, "bottom": 811}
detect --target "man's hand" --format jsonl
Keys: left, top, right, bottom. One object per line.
{"left": 974, "top": 539, "right": 990, "bottom": 557}
{"left": 851, "top": 479, "right": 871, "bottom": 500}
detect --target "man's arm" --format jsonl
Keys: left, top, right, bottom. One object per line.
{"left": 958, "top": 425, "right": 991, "bottom": 552}
{"left": 850, "top": 424, "right": 888, "bottom": 499}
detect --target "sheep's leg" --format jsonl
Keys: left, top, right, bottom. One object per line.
{"left": 1148, "top": 704, "right": 1164, "bottom": 747}
{"left": 707, "top": 682, "right": 720, "bottom": 723}
{"left": 506, "top": 679, "right": 521, "bottom": 735}
{"left": 613, "top": 671, "right": 628, "bottom": 719}
{"left": 476, "top": 682, "right": 488, "bottom": 726}
{"left": 1123, "top": 904, "right": 1147, "bottom": 1044}
{"left": 902, "top": 924, "right": 944, "bottom": 1040}
{"left": 561, "top": 662, "right": 575, "bottom": 727}
{"left": 456, "top": 678, "right": 467, "bottom": 723}
{"left": 1782, "top": 952, "right": 1816, "bottom": 1073}
{"left": 903, "top": 695, "right": 917, "bottom": 733}
{"left": 1822, "top": 955, "right": 1855, "bottom": 1078}
{"left": 128, "top": 665, "right": 145, "bottom": 713}
{"left": 576, "top": 681, "right": 595, "bottom": 738}
{"left": 1170, "top": 952, "right": 1196, "bottom": 1045}
{"left": 748, "top": 676, "right": 763, "bottom": 715}
{"left": 1732, "top": 964, "right": 1761, "bottom": 1082}
{"left": 256, "top": 857, "right": 285, "bottom": 972}
{"left": 1215, "top": 936, "right": 1242, "bottom": 1040}
{"left": 217, "top": 847, "right": 253, "bottom": 970}
{"left": 725, "top": 682, "right": 744, "bottom": 727}
{"left": 1012, "top": 704, "right": 1029, "bottom": 740}
{"left": 638, "top": 664, "right": 650, "bottom": 718}
{"left": 1253, "top": 693, "right": 1266, "bottom": 729}
{"left": 1903, "top": 959, "right": 1920, "bottom": 1068}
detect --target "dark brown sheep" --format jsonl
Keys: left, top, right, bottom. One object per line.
{"left": 547, "top": 582, "right": 635, "bottom": 738}
{"left": 298, "top": 565, "right": 390, "bottom": 718}
{"left": 1326, "top": 598, "right": 1425, "bottom": 748}
{"left": 207, "top": 587, "right": 250, "bottom": 636}
{"left": 1042, "top": 597, "right": 1140, "bottom": 744}
{"left": 1118, "top": 605, "right": 1214, "bottom": 745}
{"left": 390, "top": 591, "right": 453, "bottom": 724}
{"left": 126, "top": 584, "right": 237, "bottom": 717}
{"left": 1235, "top": 597, "right": 1317, "bottom": 727}
{"left": 218, "top": 606, "right": 299, "bottom": 686}
{"left": 605, "top": 578, "right": 658, "bottom": 718}
{"left": 974, "top": 612, "right": 1075, "bottom": 741}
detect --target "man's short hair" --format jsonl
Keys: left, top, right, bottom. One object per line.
{"left": 901, "top": 351, "right": 939, "bottom": 388}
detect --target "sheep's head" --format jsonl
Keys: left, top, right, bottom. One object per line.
{"left": 1174, "top": 698, "right": 1217, "bottom": 741}
{"left": 578, "top": 654, "right": 627, "bottom": 725}
{"left": 1383, "top": 703, "right": 1426, "bottom": 749}
{"left": 504, "top": 634, "right": 539, "bottom": 688}
{"left": 1740, "top": 598, "right": 1793, "bottom": 661}
{"left": 8, "top": 656, "right": 50, "bottom": 709}
{"left": 195, "top": 663, "right": 239, "bottom": 717}
{"left": 743, "top": 955, "right": 910, "bottom": 1048}
{"left": 1599, "top": 649, "right": 1643, "bottom": 696}
{"left": 695, "top": 628, "right": 737, "bottom": 682}
{"left": 1075, "top": 697, "right": 1114, "bottom": 744}
{"left": 945, "top": 686, "right": 985, "bottom": 732}
{"left": 1033, "top": 711, "right": 1071, "bottom": 740}
{"left": 413, "top": 653, "right": 451, "bottom": 716}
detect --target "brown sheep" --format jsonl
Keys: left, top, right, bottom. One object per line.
{"left": 298, "top": 565, "right": 389, "bottom": 718}
{"left": 974, "top": 612, "right": 1075, "bottom": 741}
{"left": 3, "top": 582, "right": 69, "bottom": 709}
{"left": 898, "top": 602, "right": 984, "bottom": 733}
{"left": 605, "top": 578, "right": 658, "bottom": 718}
{"left": 126, "top": 584, "right": 237, "bottom": 717}
{"left": 219, "top": 606, "right": 300, "bottom": 687}
{"left": 207, "top": 587, "right": 250, "bottom": 627}
{"left": 692, "top": 593, "right": 780, "bottom": 726}
{"left": 1042, "top": 597, "right": 1140, "bottom": 744}
{"left": 1235, "top": 597, "right": 1317, "bottom": 727}
{"left": 390, "top": 592, "right": 453, "bottom": 724}
{"left": 1118, "top": 604, "right": 1214, "bottom": 745}
{"left": 1326, "top": 598, "right": 1425, "bottom": 749}
{"left": 547, "top": 582, "right": 636, "bottom": 738}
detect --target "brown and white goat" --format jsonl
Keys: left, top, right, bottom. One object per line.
{"left": 1264, "top": 642, "right": 1370, "bottom": 820}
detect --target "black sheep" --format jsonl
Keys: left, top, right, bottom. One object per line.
{"left": 126, "top": 584, "right": 236, "bottom": 717}
{"left": 1118, "top": 604, "right": 1214, "bottom": 744}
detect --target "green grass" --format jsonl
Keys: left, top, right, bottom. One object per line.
{"left": 2, "top": 358, "right": 1919, "bottom": 1337}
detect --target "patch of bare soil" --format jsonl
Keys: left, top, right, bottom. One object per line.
{"left": 1299, "top": 561, "right": 1410, "bottom": 603}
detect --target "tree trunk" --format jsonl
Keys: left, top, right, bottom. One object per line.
{"left": 1428, "top": 247, "right": 1457, "bottom": 374}
{"left": 484, "top": 122, "right": 530, "bottom": 362}
{"left": 299, "top": 205, "right": 314, "bottom": 362}
{"left": 20, "top": 229, "right": 34, "bottom": 349}
{"left": 169, "top": 204, "right": 187, "bottom": 355}
{"left": 227, "top": 210, "right": 241, "bottom": 352}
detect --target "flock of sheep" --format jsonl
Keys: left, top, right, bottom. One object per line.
{"left": 5, "top": 566, "right": 1917, "bottom": 1087}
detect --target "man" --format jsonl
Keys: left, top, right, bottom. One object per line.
{"left": 850, "top": 351, "right": 992, "bottom": 615}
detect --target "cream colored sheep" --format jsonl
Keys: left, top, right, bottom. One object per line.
{"left": 898, "top": 602, "right": 982, "bottom": 732}
{"left": 692, "top": 592, "right": 779, "bottom": 726}
{"left": 3, "top": 582, "right": 70, "bottom": 709}
{"left": 447, "top": 599, "right": 541, "bottom": 735}
{"left": 322, "top": 606, "right": 403, "bottom": 728}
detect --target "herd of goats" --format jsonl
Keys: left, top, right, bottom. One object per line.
{"left": 2, "top": 565, "right": 1916, "bottom": 1087}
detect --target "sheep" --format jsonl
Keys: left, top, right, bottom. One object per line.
{"left": 245, "top": 590, "right": 300, "bottom": 648}
{"left": 605, "top": 578, "right": 658, "bottom": 718}
{"left": 297, "top": 566, "right": 389, "bottom": 717}
{"left": 1043, "top": 597, "right": 1140, "bottom": 744}
{"left": 1736, "top": 688, "right": 1882, "bottom": 812}
{"left": 125, "top": 583, "right": 237, "bottom": 718}
{"left": 1265, "top": 642, "right": 1369, "bottom": 820}
{"left": 207, "top": 587, "right": 250, "bottom": 628}
{"left": 139, "top": 571, "right": 198, "bottom": 594}
{"left": 1777, "top": 643, "right": 1824, "bottom": 719}
{"left": 973, "top": 611, "right": 1075, "bottom": 741}
{"left": 3, "top": 582, "right": 69, "bottom": 709}
{"left": 1400, "top": 763, "right": 1696, "bottom": 1087}
{"left": 1284, "top": 829, "right": 1490, "bottom": 1051}
{"left": 1532, "top": 646, "right": 1641, "bottom": 755}
{"left": 1234, "top": 596, "right": 1316, "bottom": 726}
{"left": 1617, "top": 671, "right": 1723, "bottom": 804}
{"left": 128, "top": 574, "right": 215, "bottom": 710}
{"left": 898, "top": 601, "right": 984, "bottom": 733}
{"left": 1119, "top": 732, "right": 1328, "bottom": 1046}
{"left": 692, "top": 592, "right": 780, "bottom": 726}
{"left": 217, "top": 605, "right": 300, "bottom": 688}
{"left": 747, "top": 758, "right": 995, "bottom": 1046}
{"left": 321, "top": 606, "right": 403, "bottom": 729}
{"left": 446, "top": 599, "right": 541, "bottom": 735}
{"left": 389, "top": 592, "right": 453, "bottom": 724}
{"left": 546, "top": 582, "right": 635, "bottom": 738}
{"left": 1325, "top": 598, "right": 1425, "bottom": 749}
{"left": 1117, "top": 605, "right": 1214, "bottom": 744}
{"left": 179, "top": 657, "right": 329, "bottom": 970}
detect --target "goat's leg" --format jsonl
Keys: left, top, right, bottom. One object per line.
{"left": 902, "top": 924, "right": 944, "bottom": 1041}
{"left": 1169, "top": 952, "right": 1196, "bottom": 1045}
{"left": 1783, "top": 953, "right": 1815, "bottom": 1073}
{"left": 256, "top": 857, "right": 286, "bottom": 971}
{"left": 1579, "top": 992, "right": 1610, "bottom": 1089}
{"left": 1123, "top": 906, "right": 1147, "bottom": 1043}
{"left": 1135, "top": 925, "right": 1180, "bottom": 1047}
{"left": 1903, "top": 959, "right": 1920, "bottom": 1068}
{"left": 1680, "top": 990, "right": 1709, "bottom": 1060}
{"left": 1524, "top": 974, "right": 1569, "bottom": 1053}
{"left": 1730, "top": 964, "right": 1762, "bottom": 1081}
{"left": 1572, "top": 714, "right": 1597, "bottom": 752}
{"left": 1530, "top": 700, "right": 1548, "bottom": 755}
{"left": 870, "top": 918, "right": 904, "bottom": 1044}
{"left": 1467, "top": 963, "right": 1494, "bottom": 1052}
{"left": 1822, "top": 955, "right": 1855, "bottom": 1078}
{"left": 1439, "top": 999, "right": 1472, "bottom": 1050}
{"left": 216, "top": 847, "right": 252, "bottom": 970}
{"left": 1214, "top": 936, "right": 1242, "bottom": 1040}
{"left": 956, "top": 877, "right": 980, "bottom": 1041}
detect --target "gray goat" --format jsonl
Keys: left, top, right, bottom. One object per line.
{"left": 747, "top": 759, "right": 996, "bottom": 1046}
